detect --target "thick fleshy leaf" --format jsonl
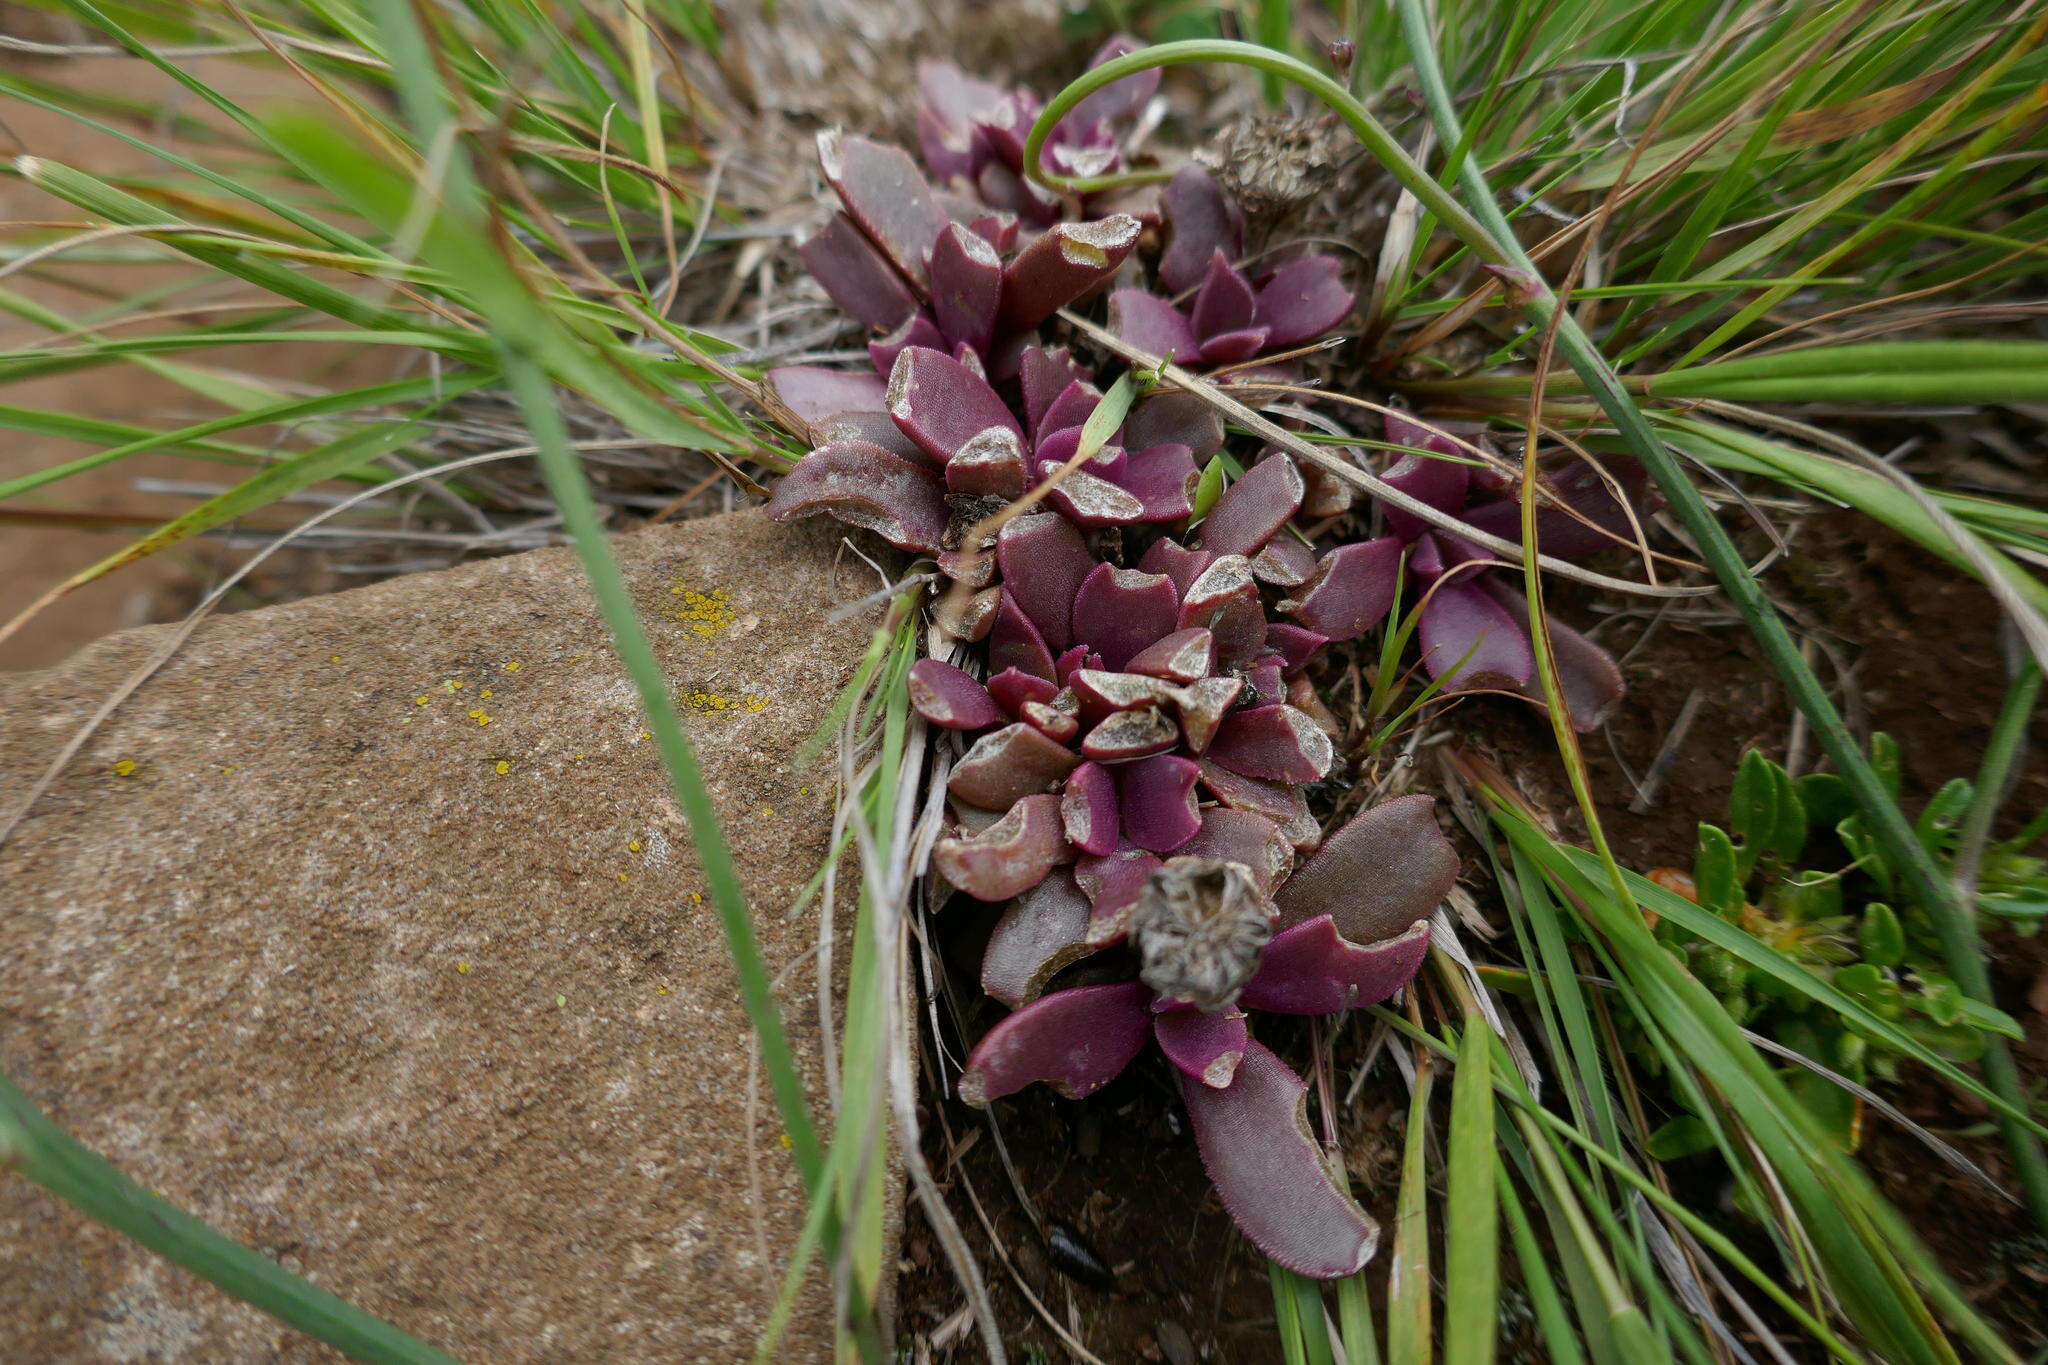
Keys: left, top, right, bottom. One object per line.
{"left": 867, "top": 311, "right": 947, "bottom": 380}
{"left": 768, "top": 365, "right": 886, "bottom": 422}
{"left": 930, "top": 222, "right": 1005, "bottom": 356}
{"left": 1061, "top": 761, "right": 1121, "bottom": 856}
{"left": 1299, "top": 462, "right": 1355, "bottom": 519}
{"left": 1071, "top": 564, "right": 1179, "bottom": 668}
{"left": 1080, "top": 705, "right": 1179, "bottom": 761}
{"left": 981, "top": 871, "right": 1097, "bottom": 1008}
{"left": 1199, "top": 453, "right": 1303, "bottom": 557}
{"left": 909, "top": 658, "right": 1003, "bottom": 730}
{"left": 1153, "top": 1006, "right": 1248, "bottom": 1088}
{"left": 945, "top": 425, "right": 1029, "bottom": 497}
{"left": 764, "top": 440, "right": 948, "bottom": 552}
{"left": 1077, "top": 841, "right": 1164, "bottom": 944}
{"left": 1242, "top": 916, "right": 1430, "bottom": 1015}
{"left": 916, "top": 61, "right": 1007, "bottom": 180}
{"left": 1159, "top": 164, "right": 1245, "bottom": 295}
{"left": 1381, "top": 413, "right": 1471, "bottom": 542}
{"left": 888, "top": 345, "right": 1022, "bottom": 465}
{"left": 812, "top": 408, "right": 930, "bottom": 465}
{"left": 997, "top": 216, "right": 1142, "bottom": 330}
{"left": 799, "top": 212, "right": 918, "bottom": 331}
{"left": 1109, "top": 288, "right": 1200, "bottom": 362}
{"left": 1178, "top": 807, "right": 1293, "bottom": 895}
{"left": 819, "top": 130, "right": 949, "bottom": 285}
{"left": 1036, "top": 380, "right": 1104, "bottom": 442}
{"left": 1200, "top": 327, "right": 1273, "bottom": 366}
{"left": 1253, "top": 255, "right": 1353, "bottom": 348}
{"left": 1418, "top": 577, "right": 1534, "bottom": 691}
{"left": 1137, "top": 537, "right": 1214, "bottom": 598}
{"left": 1198, "top": 760, "right": 1320, "bottom": 852}
{"left": 989, "top": 590, "right": 1057, "bottom": 681}
{"left": 1275, "top": 794, "right": 1457, "bottom": 942}
{"left": 1176, "top": 555, "right": 1266, "bottom": 668}
{"left": 937, "top": 585, "right": 1001, "bottom": 641}
{"left": 1485, "top": 583, "right": 1626, "bottom": 732}
{"left": 1456, "top": 453, "right": 1649, "bottom": 558}
{"left": 1251, "top": 536, "right": 1317, "bottom": 588}
{"left": 1208, "top": 705, "right": 1334, "bottom": 783}
{"left": 948, "top": 722, "right": 1080, "bottom": 810}
{"left": 1178, "top": 1040, "right": 1379, "bottom": 1278}
{"left": 1244, "top": 657, "right": 1286, "bottom": 708}
{"left": 1171, "top": 675, "right": 1241, "bottom": 754}
{"left": 1282, "top": 537, "right": 1402, "bottom": 642}
{"left": 1117, "top": 754, "right": 1202, "bottom": 853}
{"left": 996, "top": 512, "right": 1094, "bottom": 653}
{"left": 1070, "top": 668, "right": 1181, "bottom": 717}
{"left": 1263, "top": 622, "right": 1328, "bottom": 673}
{"left": 1022, "top": 701, "right": 1080, "bottom": 744}
{"left": 1067, "top": 33, "right": 1160, "bottom": 128}
{"left": 958, "top": 981, "right": 1153, "bottom": 1105}
{"left": 934, "top": 793, "right": 1073, "bottom": 902}
{"left": 1053, "top": 645, "right": 1098, "bottom": 688}
{"left": 1191, "top": 250, "right": 1257, "bottom": 340}
{"left": 1123, "top": 442, "right": 1200, "bottom": 523}
{"left": 1126, "top": 390, "right": 1224, "bottom": 460}
{"left": 1126, "top": 627, "right": 1215, "bottom": 684}
{"left": 1019, "top": 346, "right": 1091, "bottom": 437}
{"left": 1032, "top": 425, "right": 1124, "bottom": 481}
{"left": 1288, "top": 675, "right": 1342, "bottom": 738}
{"left": 1039, "top": 461, "right": 1146, "bottom": 528}
{"left": 987, "top": 666, "right": 1057, "bottom": 718}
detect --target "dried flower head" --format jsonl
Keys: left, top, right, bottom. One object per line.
{"left": 1129, "top": 857, "right": 1275, "bottom": 1011}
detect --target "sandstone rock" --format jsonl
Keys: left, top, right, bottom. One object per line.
{"left": 0, "top": 510, "right": 886, "bottom": 1361}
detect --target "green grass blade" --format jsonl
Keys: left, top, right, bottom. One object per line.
{"left": 1442, "top": 1019, "right": 1498, "bottom": 1365}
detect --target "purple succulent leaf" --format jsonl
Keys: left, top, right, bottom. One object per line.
{"left": 974, "top": 90, "right": 1040, "bottom": 173}
{"left": 909, "top": 658, "right": 1004, "bottom": 731}
{"left": 1108, "top": 288, "right": 1200, "bottom": 363}
{"left": 1263, "top": 622, "right": 1329, "bottom": 673}
{"left": 970, "top": 213, "right": 1020, "bottom": 253}
{"left": 981, "top": 870, "right": 1098, "bottom": 1008}
{"left": 1240, "top": 916, "right": 1432, "bottom": 1016}
{"left": 990, "top": 589, "right": 1059, "bottom": 681}
{"left": 958, "top": 980, "right": 1153, "bottom": 1105}
{"left": 1125, "top": 627, "right": 1215, "bottom": 684}
{"left": 1252, "top": 255, "right": 1354, "bottom": 349}
{"left": 976, "top": 160, "right": 1060, "bottom": 225}
{"left": 1207, "top": 704, "right": 1334, "bottom": 784}
{"left": 888, "top": 345, "right": 1022, "bottom": 465}
{"left": 1152, "top": 1005, "right": 1248, "bottom": 1088}
{"left": 764, "top": 440, "right": 948, "bottom": 553}
{"left": 1121, "top": 442, "right": 1201, "bottom": 523}
{"left": 996, "top": 511, "right": 1095, "bottom": 653}
{"left": 1287, "top": 676, "right": 1343, "bottom": 739}
{"left": 1281, "top": 537, "right": 1402, "bottom": 642}
{"left": 1116, "top": 754, "right": 1203, "bottom": 853}
{"left": 1071, "top": 667, "right": 1185, "bottom": 727}
{"left": 1172, "top": 675, "right": 1243, "bottom": 755}
{"left": 1244, "top": 657, "right": 1286, "bottom": 709}
{"left": 1033, "top": 426, "right": 1126, "bottom": 483}
{"left": 1064, "top": 33, "right": 1160, "bottom": 130}
{"left": 811, "top": 409, "right": 931, "bottom": 466}
{"left": 930, "top": 222, "right": 1005, "bottom": 356}
{"left": 917, "top": 104, "right": 980, "bottom": 184}
{"left": 997, "top": 215, "right": 1142, "bottom": 330}
{"left": 1022, "top": 700, "right": 1080, "bottom": 744}
{"left": 1196, "top": 328, "right": 1273, "bottom": 366}
{"left": 1381, "top": 413, "right": 1472, "bottom": 541}
{"left": 1038, "top": 460, "right": 1147, "bottom": 529}
{"left": 1250, "top": 537, "right": 1318, "bottom": 588}
{"left": 1053, "top": 644, "right": 1100, "bottom": 688}
{"left": 934, "top": 793, "right": 1073, "bottom": 902}
{"left": 1178, "top": 807, "right": 1293, "bottom": 895}
{"left": 1060, "top": 761, "right": 1122, "bottom": 856}
{"left": 944, "top": 425, "right": 1030, "bottom": 498}
{"left": 1126, "top": 390, "right": 1226, "bottom": 460}
{"left": 1418, "top": 575, "right": 1535, "bottom": 692}
{"left": 1300, "top": 462, "right": 1356, "bottom": 519}
{"left": 1071, "top": 564, "right": 1180, "bottom": 669}
{"left": 1176, "top": 555, "right": 1267, "bottom": 668}
{"left": 1197, "top": 761, "right": 1320, "bottom": 851}
{"left": 818, "top": 130, "right": 950, "bottom": 286}
{"left": 798, "top": 213, "right": 919, "bottom": 332}
{"left": 1178, "top": 1039, "right": 1379, "bottom": 1279}
{"left": 1159, "top": 165, "right": 1246, "bottom": 295}
{"left": 867, "top": 311, "right": 948, "bottom": 380}
{"left": 947, "top": 721, "right": 1080, "bottom": 810}
{"left": 1037, "top": 379, "right": 1105, "bottom": 440}
{"left": 1198, "top": 453, "right": 1304, "bottom": 557}
{"left": 1077, "top": 841, "right": 1164, "bottom": 945}
{"left": 916, "top": 61, "right": 1008, "bottom": 176}
{"left": 1079, "top": 704, "right": 1181, "bottom": 762}
{"left": 1019, "top": 346, "right": 1091, "bottom": 437}
{"left": 1455, "top": 454, "right": 1649, "bottom": 559}
{"left": 1137, "top": 537, "right": 1216, "bottom": 598}
{"left": 1275, "top": 794, "right": 1458, "bottom": 942}
{"left": 768, "top": 365, "right": 887, "bottom": 423}
{"left": 987, "top": 666, "right": 1058, "bottom": 719}
{"left": 1191, "top": 249, "right": 1257, "bottom": 339}
{"left": 937, "top": 585, "right": 1001, "bottom": 641}
{"left": 1483, "top": 582, "right": 1626, "bottom": 732}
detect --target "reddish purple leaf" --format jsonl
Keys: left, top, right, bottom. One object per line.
{"left": 990, "top": 590, "right": 1058, "bottom": 681}
{"left": 768, "top": 365, "right": 886, "bottom": 422}
{"left": 1077, "top": 841, "right": 1163, "bottom": 945}
{"left": 1456, "top": 453, "right": 1648, "bottom": 558}
{"left": 1159, "top": 164, "right": 1244, "bottom": 295}
{"left": 1138, "top": 537, "right": 1215, "bottom": 598}
{"left": 764, "top": 440, "right": 948, "bottom": 552}
{"left": 1253, "top": 255, "right": 1353, "bottom": 348}
{"left": 1109, "top": 288, "right": 1199, "bottom": 362}
{"left": 1381, "top": 413, "right": 1471, "bottom": 542}
{"left": 1080, "top": 705, "right": 1179, "bottom": 761}
{"left": 1300, "top": 462, "right": 1355, "bottom": 519}
{"left": 1245, "top": 657, "right": 1286, "bottom": 708}
{"left": 981, "top": 871, "right": 1097, "bottom": 1008}
{"left": 799, "top": 212, "right": 918, "bottom": 332}
{"left": 1060, "top": 761, "right": 1121, "bottom": 856}
{"left": 909, "top": 658, "right": 1003, "bottom": 730}
{"left": 1070, "top": 563, "right": 1179, "bottom": 668}
{"left": 867, "top": 311, "right": 947, "bottom": 380}
{"left": 1199, "top": 453, "right": 1304, "bottom": 557}
{"left": 1197, "top": 328, "right": 1271, "bottom": 366}
{"left": 1178, "top": 1040, "right": 1378, "bottom": 1278}
{"left": 987, "top": 666, "right": 1058, "bottom": 718}
{"left": 959, "top": 980, "right": 1153, "bottom": 1105}
{"left": 1178, "top": 807, "right": 1293, "bottom": 895}
{"left": 1070, "top": 667, "right": 1181, "bottom": 718}
{"left": 1126, "top": 627, "right": 1215, "bottom": 684}
{"left": 996, "top": 512, "right": 1094, "bottom": 653}
{"left": 997, "top": 215, "right": 1142, "bottom": 330}
{"left": 1171, "top": 675, "right": 1242, "bottom": 754}
{"left": 948, "top": 722, "right": 1080, "bottom": 810}
{"left": 1152, "top": 1006, "right": 1248, "bottom": 1089}
{"left": 1418, "top": 576, "right": 1534, "bottom": 691}
{"left": 929, "top": 223, "right": 1005, "bottom": 356}
{"left": 1251, "top": 536, "right": 1317, "bottom": 588}
{"left": 1022, "top": 700, "right": 1080, "bottom": 744}
{"left": 1485, "top": 583, "right": 1626, "bottom": 732}
{"left": 937, "top": 585, "right": 1001, "bottom": 642}
{"left": 1038, "top": 461, "right": 1146, "bottom": 528}
{"left": 1263, "top": 622, "right": 1328, "bottom": 673}
{"left": 1242, "top": 916, "right": 1431, "bottom": 1016}
{"left": 915, "top": 61, "right": 1007, "bottom": 181}
{"left": 1068, "top": 33, "right": 1161, "bottom": 128}
{"left": 1053, "top": 644, "right": 1099, "bottom": 688}
{"left": 1036, "top": 380, "right": 1104, "bottom": 441}
{"left": 818, "top": 130, "right": 949, "bottom": 286}
{"left": 1191, "top": 250, "right": 1256, "bottom": 339}
{"left": 1019, "top": 346, "right": 1090, "bottom": 436}
{"left": 944, "top": 425, "right": 1029, "bottom": 498}
{"left": 888, "top": 345, "right": 1022, "bottom": 465}
{"left": 1126, "top": 390, "right": 1224, "bottom": 460}
{"left": 1117, "top": 753, "right": 1202, "bottom": 853}
{"left": 1198, "top": 760, "right": 1321, "bottom": 852}
{"left": 1282, "top": 537, "right": 1402, "bottom": 642}
{"left": 1123, "top": 442, "right": 1201, "bottom": 522}
{"left": 1288, "top": 676, "right": 1342, "bottom": 739}
{"left": 811, "top": 408, "right": 930, "bottom": 466}
{"left": 1176, "top": 555, "right": 1267, "bottom": 667}
{"left": 1207, "top": 705, "right": 1334, "bottom": 784}
{"left": 934, "top": 793, "right": 1073, "bottom": 902}
{"left": 1275, "top": 794, "right": 1457, "bottom": 943}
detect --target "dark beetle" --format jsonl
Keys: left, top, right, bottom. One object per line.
{"left": 1046, "top": 1219, "right": 1115, "bottom": 1289}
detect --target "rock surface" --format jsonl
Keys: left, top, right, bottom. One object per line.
{"left": 0, "top": 510, "right": 884, "bottom": 1361}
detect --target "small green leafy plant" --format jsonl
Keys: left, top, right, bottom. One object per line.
{"left": 1647, "top": 741, "right": 2037, "bottom": 1151}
